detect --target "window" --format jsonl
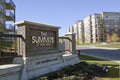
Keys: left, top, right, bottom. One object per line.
{"left": 115, "top": 29, "right": 118, "bottom": 32}
{"left": 115, "top": 25, "right": 118, "bottom": 27}
{"left": 106, "top": 25, "right": 109, "bottom": 27}
{"left": 106, "top": 29, "right": 109, "bottom": 32}
{"left": 114, "top": 20, "right": 118, "bottom": 22}
{"left": 0, "top": 18, "right": 4, "bottom": 24}
{"left": 106, "top": 16, "right": 109, "bottom": 18}
{"left": 96, "top": 34, "right": 98, "bottom": 37}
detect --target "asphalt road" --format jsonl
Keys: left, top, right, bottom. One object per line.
{"left": 76, "top": 46, "right": 120, "bottom": 63}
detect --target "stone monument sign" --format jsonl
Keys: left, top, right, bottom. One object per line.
{"left": 0, "top": 20, "right": 80, "bottom": 80}
{"left": 15, "top": 20, "right": 60, "bottom": 57}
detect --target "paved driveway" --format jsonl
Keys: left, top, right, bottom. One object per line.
{"left": 76, "top": 46, "right": 120, "bottom": 63}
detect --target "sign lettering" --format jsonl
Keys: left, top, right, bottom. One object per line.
{"left": 31, "top": 32, "right": 54, "bottom": 46}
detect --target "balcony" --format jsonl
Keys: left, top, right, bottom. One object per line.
{"left": 5, "top": 24, "right": 15, "bottom": 31}
{"left": 0, "top": 19, "right": 5, "bottom": 27}
{"left": 0, "top": 6, "right": 5, "bottom": 15}
{"left": 5, "top": 0, "right": 16, "bottom": 10}
{"left": 6, "top": 10, "right": 15, "bottom": 21}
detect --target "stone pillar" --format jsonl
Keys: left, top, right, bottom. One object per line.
{"left": 65, "top": 32, "right": 76, "bottom": 54}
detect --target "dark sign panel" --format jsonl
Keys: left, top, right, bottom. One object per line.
{"left": 16, "top": 20, "right": 59, "bottom": 56}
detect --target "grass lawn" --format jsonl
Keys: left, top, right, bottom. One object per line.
{"left": 98, "top": 45, "right": 120, "bottom": 48}
{"left": 77, "top": 42, "right": 120, "bottom": 49}
{"left": 79, "top": 54, "right": 120, "bottom": 80}
{"left": 77, "top": 42, "right": 102, "bottom": 46}
{"left": 35, "top": 54, "right": 120, "bottom": 80}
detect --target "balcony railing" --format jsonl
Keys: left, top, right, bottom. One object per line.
{"left": 5, "top": 24, "right": 15, "bottom": 31}
{"left": 0, "top": 6, "right": 5, "bottom": 14}
{"left": 6, "top": 10, "right": 15, "bottom": 21}
{"left": 5, "top": 0, "right": 16, "bottom": 10}
{"left": 0, "top": 19, "right": 5, "bottom": 27}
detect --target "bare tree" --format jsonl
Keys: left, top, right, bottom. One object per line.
{"left": 111, "top": 32, "right": 119, "bottom": 44}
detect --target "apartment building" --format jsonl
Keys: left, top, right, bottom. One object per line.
{"left": 84, "top": 15, "right": 93, "bottom": 43}
{"left": 73, "top": 21, "right": 79, "bottom": 40}
{"left": 0, "top": 0, "right": 5, "bottom": 33}
{"left": 91, "top": 14, "right": 105, "bottom": 43}
{"left": 101, "top": 12, "right": 120, "bottom": 39}
{"left": 66, "top": 12, "right": 120, "bottom": 43}
{"left": 66, "top": 20, "right": 84, "bottom": 43}
{"left": 77, "top": 20, "right": 84, "bottom": 43}
{"left": 0, "top": 0, "right": 15, "bottom": 34}
{"left": 84, "top": 12, "right": 120, "bottom": 43}
{"left": 66, "top": 26, "right": 73, "bottom": 36}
